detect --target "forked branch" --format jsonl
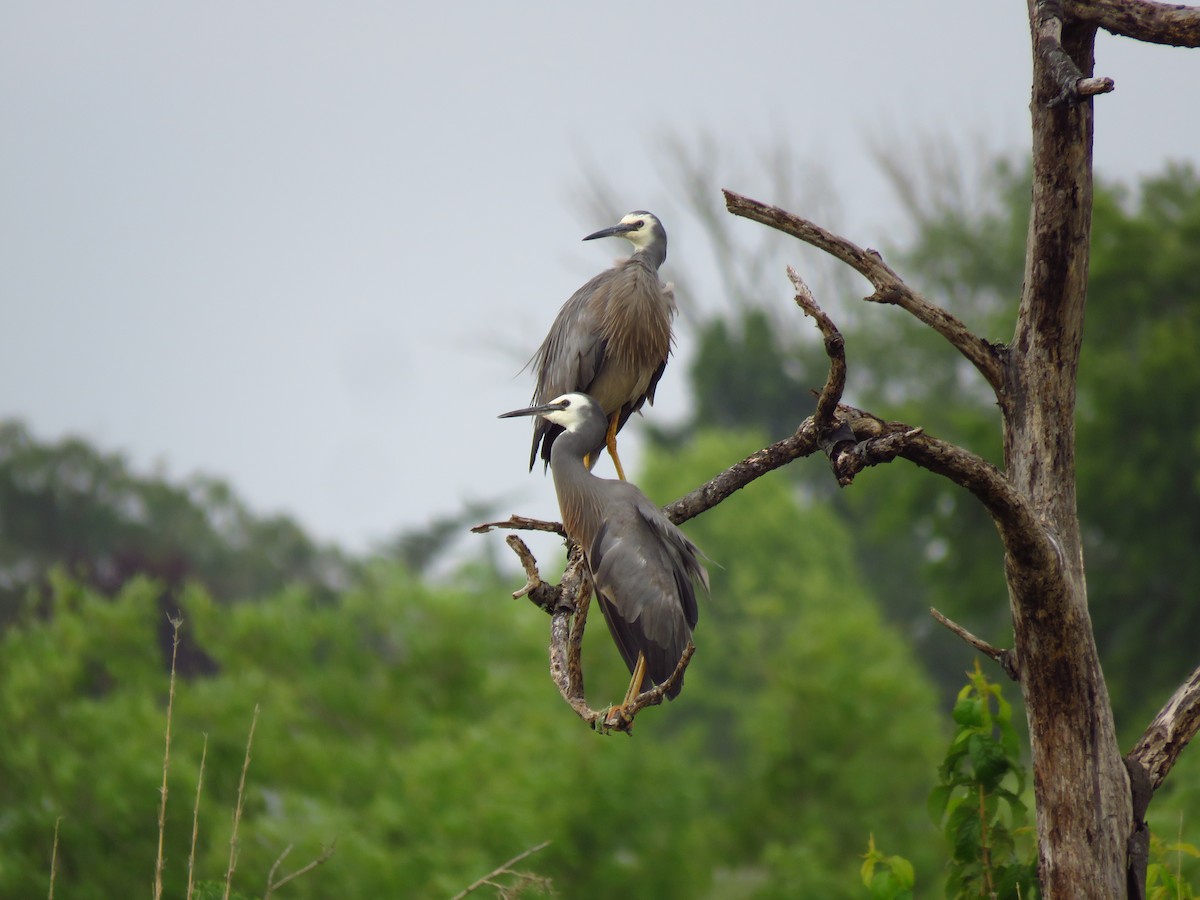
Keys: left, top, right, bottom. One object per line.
{"left": 1034, "top": 1, "right": 1116, "bottom": 105}
{"left": 723, "top": 190, "right": 1006, "bottom": 394}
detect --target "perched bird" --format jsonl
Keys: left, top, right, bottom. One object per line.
{"left": 500, "top": 392, "right": 707, "bottom": 707}
{"left": 527, "top": 211, "right": 675, "bottom": 481}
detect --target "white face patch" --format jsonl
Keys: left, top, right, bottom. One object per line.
{"left": 618, "top": 212, "right": 659, "bottom": 251}
{"left": 544, "top": 392, "right": 595, "bottom": 429}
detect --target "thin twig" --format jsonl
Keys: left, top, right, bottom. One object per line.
{"left": 264, "top": 841, "right": 336, "bottom": 898}
{"left": 155, "top": 614, "right": 184, "bottom": 900}
{"left": 224, "top": 704, "right": 260, "bottom": 900}
{"left": 265, "top": 845, "right": 292, "bottom": 894}
{"left": 449, "top": 840, "right": 552, "bottom": 900}
{"left": 47, "top": 816, "right": 62, "bottom": 900}
{"left": 503, "top": 534, "right": 563, "bottom": 613}
{"left": 470, "top": 515, "right": 566, "bottom": 538}
{"left": 187, "top": 734, "right": 208, "bottom": 900}
{"left": 930, "top": 607, "right": 1019, "bottom": 681}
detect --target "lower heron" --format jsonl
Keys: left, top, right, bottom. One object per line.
{"left": 501, "top": 392, "right": 708, "bottom": 710}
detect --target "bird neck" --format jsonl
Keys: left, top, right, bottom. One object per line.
{"left": 548, "top": 427, "right": 607, "bottom": 543}
{"left": 631, "top": 243, "right": 666, "bottom": 272}
{"left": 548, "top": 425, "right": 603, "bottom": 478}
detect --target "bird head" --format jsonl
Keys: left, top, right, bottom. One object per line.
{"left": 499, "top": 392, "right": 602, "bottom": 432}
{"left": 583, "top": 211, "right": 666, "bottom": 259}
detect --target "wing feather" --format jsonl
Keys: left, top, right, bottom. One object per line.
{"left": 586, "top": 487, "right": 708, "bottom": 699}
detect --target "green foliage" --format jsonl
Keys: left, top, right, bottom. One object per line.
{"left": 1146, "top": 832, "right": 1200, "bottom": 900}
{"left": 861, "top": 834, "right": 915, "bottom": 900}
{"left": 860, "top": 664, "right": 1036, "bottom": 900}
{"left": 929, "top": 662, "right": 1037, "bottom": 899}
{"left": 0, "top": 425, "right": 947, "bottom": 898}
{"left": 0, "top": 420, "right": 357, "bottom": 626}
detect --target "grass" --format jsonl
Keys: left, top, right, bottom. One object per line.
{"left": 46, "top": 615, "right": 335, "bottom": 900}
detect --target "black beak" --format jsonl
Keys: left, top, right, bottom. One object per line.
{"left": 582, "top": 222, "right": 636, "bottom": 242}
{"left": 498, "top": 402, "right": 563, "bottom": 419}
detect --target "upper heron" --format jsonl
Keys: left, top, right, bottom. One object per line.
{"left": 501, "top": 391, "right": 707, "bottom": 709}
{"left": 526, "top": 211, "right": 675, "bottom": 482}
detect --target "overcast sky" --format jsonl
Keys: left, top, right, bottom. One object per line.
{"left": 2, "top": 3, "right": 1196, "bottom": 560}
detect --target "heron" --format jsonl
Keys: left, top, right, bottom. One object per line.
{"left": 526, "top": 211, "right": 675, "bottom": 482}
{"left": 500, "top": 391, "right": 707, "bottom": 712}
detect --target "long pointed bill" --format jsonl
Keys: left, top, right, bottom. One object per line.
{"left": 582, "top": 223, "right": 636, "bottom": 241}
{"left": 498, "top": 402, "right": 564, "bottom": 419}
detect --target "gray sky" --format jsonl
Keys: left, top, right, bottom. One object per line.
{"left": 2, "top": 2, "right": 1196, "bottom": 558}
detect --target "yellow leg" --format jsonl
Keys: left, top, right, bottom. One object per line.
{"left": 605, "top": 414, "right": 627, "bottom": 481}
{"left": 600, "top": 652, "right": 647, "bottom": 732}
{"left": 620, "top": 652, "right": 647, "bottom": 709}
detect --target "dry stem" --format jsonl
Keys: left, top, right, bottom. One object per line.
{"left": 155, "top": 614, "right": 183, "bottom": 900}
{"left": 264, "top": 841, "right": 337, "bottom": 899}
{"left": 223, "top": 704, "right": 260, "bottom": 900}
{"left": 450, "top": 840, "right": 552, "bottom": 900}
{"left": 186, "top": 734, "right": 208, "bottom": 900}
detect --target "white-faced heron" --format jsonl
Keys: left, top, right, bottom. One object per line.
{"left": 501, "top": 392, "right": 707, "bottom": 710}
{"left": 526, "top": 211, "right": 675, "bottom": 482}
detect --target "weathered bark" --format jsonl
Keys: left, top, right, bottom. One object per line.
{"left": 1070, "top": 0, "right": 1200, "bottom": 45}
{"left": 1006, "top": 8, "right": 1131, "bottom": 894}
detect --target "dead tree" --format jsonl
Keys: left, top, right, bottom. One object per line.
{"left": 479, "top": 2, "right": 1200, "bottom": 895}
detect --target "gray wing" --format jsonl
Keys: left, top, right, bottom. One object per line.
{"left": 526, "top": 270, "right": 614, "bottom": 471}
{"left": 610, "top": 278, "right": 674, "bottom": 436}
{"left": 588, "top": 486, "right": 708, "bottom": 699}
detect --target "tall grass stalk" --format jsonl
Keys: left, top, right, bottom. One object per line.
{"left": 186, "top": 733, "right": 208, "bottom": 900}
{"left": 223, "top": 704, "right": 260, "bottom": 900}
{"left": 155, "top": 615, "right": 183, "bottom": 900}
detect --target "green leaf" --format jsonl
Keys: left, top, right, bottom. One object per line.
{"left": 928, "top": 784, "right": 953, "bottom": 824}
{"left": 952, "top": 695, "right": 985, "bottom": 729}
{"left": 967, "top": 733, "right": 1010, "bottom": 790}
{"left": 947, "top": 802, "right": 983, "bottom": 862}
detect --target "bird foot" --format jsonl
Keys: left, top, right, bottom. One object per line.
{"left": 597, "top": 703, "right": 636, "bottom": 734}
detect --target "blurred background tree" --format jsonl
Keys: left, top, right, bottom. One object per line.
{"left": 0, "top": 433, "right": 944, "bottom": 898}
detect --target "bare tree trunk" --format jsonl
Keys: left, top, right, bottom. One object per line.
{"left": 1005, "top": 9, "right": 1130, "bottom": 894}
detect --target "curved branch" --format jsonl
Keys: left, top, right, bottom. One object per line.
{"left": 723, "top": 190, "right": 1006, "bottom": 395}
{"left": 496, "top": 538, "right": 694, "bottom": 734}
{"left": 1127, "top": 663, "right": 1200, "bottom": 790}
{"left": 1070, "top": 0, "right": 1200, "bottom": 46}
